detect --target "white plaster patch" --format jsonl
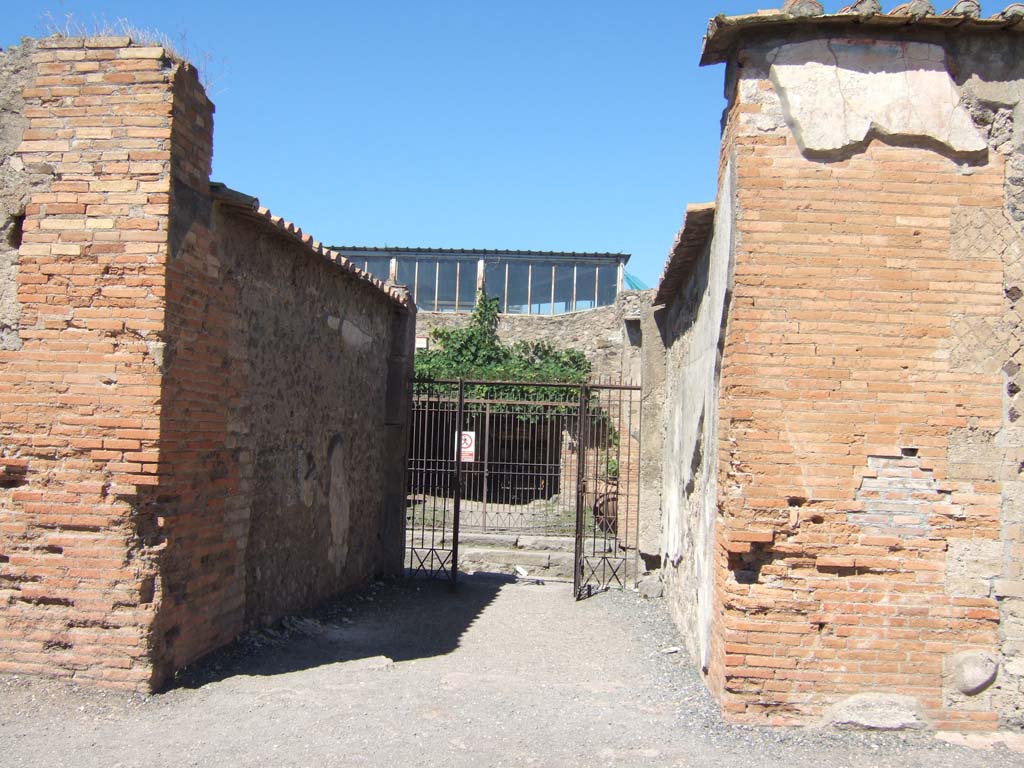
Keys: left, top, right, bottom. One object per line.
{"left": 328, "top": 439, "right": 351, "bottom": 571}
{"left": 767, "top": 39, "right": 987, "bottom": 155}
{"left": 342, "top": 319, "right": 373, "bottom": 349}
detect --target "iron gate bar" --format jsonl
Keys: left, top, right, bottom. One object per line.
{"left": 573, "top": 384, "right": 588, "bottom": 598}
{"left": 406, "top": 380, "right": 460, "bottom": 583}
{"left": 452, "top": 379, "right": 464, "bottom": 589}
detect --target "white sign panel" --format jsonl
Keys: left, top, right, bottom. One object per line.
{"left": 458, "top": 431, "right": 476, "bottom": 463}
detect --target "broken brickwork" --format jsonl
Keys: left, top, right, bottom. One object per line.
{"left": 0, "top": 36, "right": 414, "bottom": 689}
{"left": 656, "top": 6, "right": 1024, "bottom": 732}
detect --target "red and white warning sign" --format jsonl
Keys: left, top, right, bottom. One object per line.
{"left": 458, "top": 431, "right": 476, "bottom": 463}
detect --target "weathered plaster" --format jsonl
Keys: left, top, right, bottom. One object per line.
{"left": 661, "top": 159, "right": 735, "bottom": 671}
{"left": 767, "top": 39, "right": 986, "bottom": 155}
{"left": 638, "top": 304, "right": 667, "bottom": 560}
{"left": 946, "top": 539, "right": 1003, "bottom": 599}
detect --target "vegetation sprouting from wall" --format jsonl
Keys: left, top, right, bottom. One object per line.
{"left": 414, "top": 291, "right": 591, "bottom": 404}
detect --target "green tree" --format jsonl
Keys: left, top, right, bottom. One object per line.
{"left": 415, "top": 292, "right": 591, "bottom": 389}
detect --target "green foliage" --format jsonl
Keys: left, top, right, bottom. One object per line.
{"left": 603, "top": 455, "right": 620, "bottom": 481}
{"left": 415, "top": 291, "right": 592, "bottom": 396}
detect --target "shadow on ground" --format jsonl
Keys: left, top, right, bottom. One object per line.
{"left": 170, "top": 572, "right": 515, "bottom": 689}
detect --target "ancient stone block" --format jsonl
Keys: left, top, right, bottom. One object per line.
{"left": 953, "top": 652, "right": 1000, "bottom": 696}
{"left": 638, "top": 574, "right": 664, "bottom": 599}
{"left": 826, "top": 694, "right": 928, "bottom": 731}
{"left": 946, "top": 539, "right": 1003, "bottom": 598}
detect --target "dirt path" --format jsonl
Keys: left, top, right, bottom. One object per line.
{"left": 1, "top": 574, "right": 1022, "bottom": 767}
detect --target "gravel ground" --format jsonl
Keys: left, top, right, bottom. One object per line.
{"left": 1, "top": 573, "right": 1022, "bottom": 768}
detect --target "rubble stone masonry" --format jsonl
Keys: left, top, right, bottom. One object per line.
{"left": 660, "top": 24, "right": 1024, "bottom": 731}
{"left": 0, "top": 37, "right": 413, "bottom": 689}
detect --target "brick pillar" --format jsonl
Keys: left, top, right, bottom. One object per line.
{"left": 0, "top": 36, "right": 178, "bottom": 688}
{"left": 705, "top": 38, "right": 1006, "bottom": 731}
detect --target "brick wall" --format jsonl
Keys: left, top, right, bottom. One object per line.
{"left": 659, "top": 28, "right": 1024, "bottom": 731}
{"left": 717, "top": 133, "right": 1005, "bottom": 730}
{"left": 148, "top": 59, "right": 238, "bottom": 677}
{"left": 0, "top": 36, "right": 178, "bottom": 688}
{"left": 0, "top": 36, "right": 414, "bottom": 689}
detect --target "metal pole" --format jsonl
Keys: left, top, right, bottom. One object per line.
{"left": 631, "top": 383, "right": 642, "bottom": 588}
{"left": 452, "top": 379, "right": 464, "bottom": 589}
{"left": 573, "top": 383, "right": 589, "bottom": 599}
{"left": 482, "top": 402, "right": 490, "bottom": 529}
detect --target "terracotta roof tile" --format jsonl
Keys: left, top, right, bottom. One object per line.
{"left": 702, "top": 3, "right": 1024, "bottom": 65}
{"left": 654, "top": 203, "right": 715, "bottom": 306}
{"left": 209, "top": 183, "right": 412, "bottom": 308}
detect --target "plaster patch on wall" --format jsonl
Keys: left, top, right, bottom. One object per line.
{"left": 342, "top": 319, "right": 373, "bottom": 350}
{"left": 947, "top": 428, "right": 1003, "bottom": 482}
{"left": 661, "top": 158, "right": 735, "bottom": 673}
{"left": 767, "top": 39, "right": 987, "bottom": 155}
{"left": 328, "top": 436, "right": 351, "bottom": 573}
{"left": 851, "top": 454, "right": 957, "bottom": 538}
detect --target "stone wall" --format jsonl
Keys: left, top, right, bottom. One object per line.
{"left": 660, "top": 22, "right": 1024, "bottom": 731}
{"left": 658, "top": 196, "right": 734, "bottom": 681}
{"left": 637, "top": 302, "right": 667, "bottom": 561}
{"left": 416, "top": 290, "right": 652, "bottom": 384}
{"left": 0, "top": 40, "right": 51, "bottom": 352}
{"left": 0, "top": 36, "right": 413, "bottom": 689}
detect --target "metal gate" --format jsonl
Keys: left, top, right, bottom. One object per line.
{"left": 404, "top": 379, "right": 641, "bottom": 598}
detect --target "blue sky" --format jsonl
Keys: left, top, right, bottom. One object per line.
{"left": 5, "top": 1, "right": 775, "bottom": 287}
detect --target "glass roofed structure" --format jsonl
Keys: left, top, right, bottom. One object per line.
{"left": 331, "top": 247, "right": 630, "bottom": 315}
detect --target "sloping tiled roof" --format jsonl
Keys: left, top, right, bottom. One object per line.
{"left": 330, "top": 245, "right": 630, "bottom": 262}
{"left": 209, "top": 183, "right": 411, "bottom": 308}
{"left": 702, "top": 3, "right": 1024, "bottom": 65}
{"left": 653, "top": 203, "right": 716, "bottom": 306}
